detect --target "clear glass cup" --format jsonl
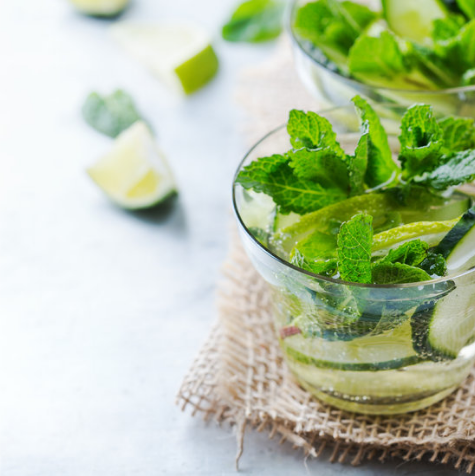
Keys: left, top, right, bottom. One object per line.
{"left": 287, "top": 0, "right": 475, "bottom": 119}
{"left": 232, "top": 106, "right": 475, "bottom": 415}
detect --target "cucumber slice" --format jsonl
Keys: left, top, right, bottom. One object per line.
{"left": 412, "top": 278, "right": 474, "bottom": 360}
{"left": 382, "top": 0, "right": 449, "bottom": 43}
{"left": 282, "top": 320, "right": 421, "bottom": 371}
{"left": 433, "top": 206, "right": 475, "bottom": 273}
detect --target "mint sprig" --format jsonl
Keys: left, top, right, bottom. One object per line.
{"left": 236, "top": 154, "right": 347, "bottom": 214}
{"left": 337, "top": 213, "right": 373, "bottom": 284}
{"left": 371, "top": 262, "right": 432, "bottom": 284}
{"left": 352, "top": 96, "right": 399, "bottom": 188}
{"left": 378, "top": 240, "right": 428, "bottom": 266}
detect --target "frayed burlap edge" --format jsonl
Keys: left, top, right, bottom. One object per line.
{"left": 177, "top": 228, "right": 475, "bottom": 473}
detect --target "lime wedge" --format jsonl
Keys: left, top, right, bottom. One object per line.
{"left": 69, "top": 0, "right": 129, "bottom": 16}
{"left": 110, "top": 23, "right": 219, "bottom": 95}
{"left": 372, "top": 219, "right": 458, "bottom": 253}
{"left": 87, "top": 121, "right": 177, "bottom": 209}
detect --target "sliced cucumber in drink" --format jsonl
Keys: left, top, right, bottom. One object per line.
{"left": 433, "top": 206, "right": 475, "bottom": 273}
{"left": 382, "top": 0, "right": 449, "bottom": 43}
{"left": 412, "top": 278, "right": 474, "bottom": 360}
{"left": 282, "top": 320, "right": 420, "bottom": 371}
{"left": 411, "top": 207, "right": 475, "bottom": 360}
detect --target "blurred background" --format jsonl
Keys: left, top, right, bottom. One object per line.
{"left": 0, "top": 1, "right": 462, "bottom": 475}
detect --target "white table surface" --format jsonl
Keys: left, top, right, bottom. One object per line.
{"left": 0, "top": 1, "right": 463, "bottom": 474}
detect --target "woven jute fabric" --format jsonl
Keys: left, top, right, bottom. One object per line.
{"left": 177, "top": 40, "right": 475, "bottom": 472}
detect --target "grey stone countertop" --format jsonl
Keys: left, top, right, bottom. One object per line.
{"left": 0, "top": 0, "right": 464, "bottom": 474}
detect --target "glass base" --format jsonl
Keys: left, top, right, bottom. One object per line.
{"left": 298, "top": 378, "right": 458, "bottom": 415}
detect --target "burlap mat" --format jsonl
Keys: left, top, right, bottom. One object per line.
{"left": 177, "top": 39, "right": 475, "bottom": 472}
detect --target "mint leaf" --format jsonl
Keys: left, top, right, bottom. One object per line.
{"left": 399, "top": 105, "right": 444, "bottom": 179}
{"left": 419, "top": 251, "right": 447, "bottom": 277}
{"left": 348, "top": 32, "right": 406, "bottom": 86}
{"left": 222, "top": 0, "right": 284, "bottom": 43}
{"left": 287, "top": 109, "right": 343, "bottom": 150}
{"left": 372, "top": 262, "right": 432, "bottom": 284}
{"left": 293, "top": 0, "right": 376, "bottom": 71}
{"left": 337, "top": 213, "right": 373, "bottom": 284}
{"left": 291, "top": 252, "right": 338, "bottom": 276}
{"left": 352, "top": 96, "right": 399, "bottom": 188}
{"left": 286, "top": 110, "right": 349, "bottom": 190}
{"left": 439, "top": 116, "right": 475, "bottom": 151}
{"left": 457, "top": 0, "right": 475, "bottom": 18}
{"left": 82, "top": 90, "right": 146, "bottom": 138}
{"left": 236, "top": 155, "right": 347, "bottom": 214}
{"left": 411, "top": 149, "right": 475, "bottom": 190}
{"left": 348, "top": 134, "right": 368, "bottom": 196}
{"left": 287, "top": 147, "right": 349, "bottom": 190}
{"left": 379, "top": 240, "right": 428, "bottom": 266}
{"left": 236, "top": 153, "right": 287, "bottom": 189}
{"left": 290, "top": 230, "right": 338, "bottom": 276}
{"left": 433, "top": 16, "right": 466, "bottom": 41}
{"left": 459, "top": 20, "right": 475, "bottom": 65}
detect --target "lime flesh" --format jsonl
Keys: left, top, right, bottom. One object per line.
{"left": 87, "top": 121, "right": 176, "bottom": 209}
{"left": 110, "top": 23, "right": 219, "bottom": 94}
{"left": 69, "top": 0, "right": 128, "bottom": 16}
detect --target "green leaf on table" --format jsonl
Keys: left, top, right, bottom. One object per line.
{"left": 222, "top": 0, "right": 284, "bottom": 43}
{"left": 352, "top": 95, "right": 399, "bottom": 188}
{"left": 372, "top": 262, "right": 432, "bottom": 284}
{"left": 82, "top": 90, "right": 146, "bottom": 138}
{"left": 379, "top": 240, "right": 428, "bottom": 266}
{"left": 399, "top": 104, "right": 444, "bottom": 179}
{"left": 286, "top": 110, "right": 349, "bottom": 191}
{"left": 293, "top": 0, "right": 377, "bottom": 71}
{"left": 337, "top": 213, "right": 373, "bottom": 284}
{"left": 438, "top": 116, "right": 475, "bottom": 152}
{"left": 236, "top": 155, "right": 347, "bottom": 215}
{"left": 457, "top": 0, "right": 475, "bottom": 18}
{"left": 410, "top": 149, "right": 475, "bottom": 190}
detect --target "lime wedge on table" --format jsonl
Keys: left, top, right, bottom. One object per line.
{"left": 110, "top": 23, "right": 219, "bottom": 95}
{"left": 87, "top": 121, "right": 176, "bottom": 210}
{"left": 372, "top": 219, "right": 458, "bottom": 253}
{"left": 69, "top": 0, "right": 129, "bottom": 16}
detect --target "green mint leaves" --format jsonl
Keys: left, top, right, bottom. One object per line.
{"left": 236, "top": 154, "right": 346, "bottom": 215}
{"left": 379, "top": 240, "right": 428, "bottom": 267}
{"left": 399, "top": 105, "right": 475, "bottom": 189}
{"left": 82, "top": 90, "right": 147, "bottom": 138}
{"left": 238, "top": 98, "right": 475, "bottom": 218}
{"left": 293, "top": 0, "right": 475, "bottom": 90}
{"left": 222, "top": 0, "right": 284, "bottom": 43}
{"left": 294, "top": 0, "right": 377, "bottom": 71}
{"left": 337, "top": 213, "right": 373, "bottom": 284}
{"left": 399, "top": 105, "right": 444, "bottom": 178}
{"left": 371, "top": 262, "right": 432, "bottom": 284}
{"left": 352, "top": 96, "right": 399, "bottom": 188}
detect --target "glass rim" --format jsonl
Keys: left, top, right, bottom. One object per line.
{"left": 232, "top": 106, "right": 475, "bottom": 290}
{"left": 285, "top": 0, "right": 475, "bottom": 96}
